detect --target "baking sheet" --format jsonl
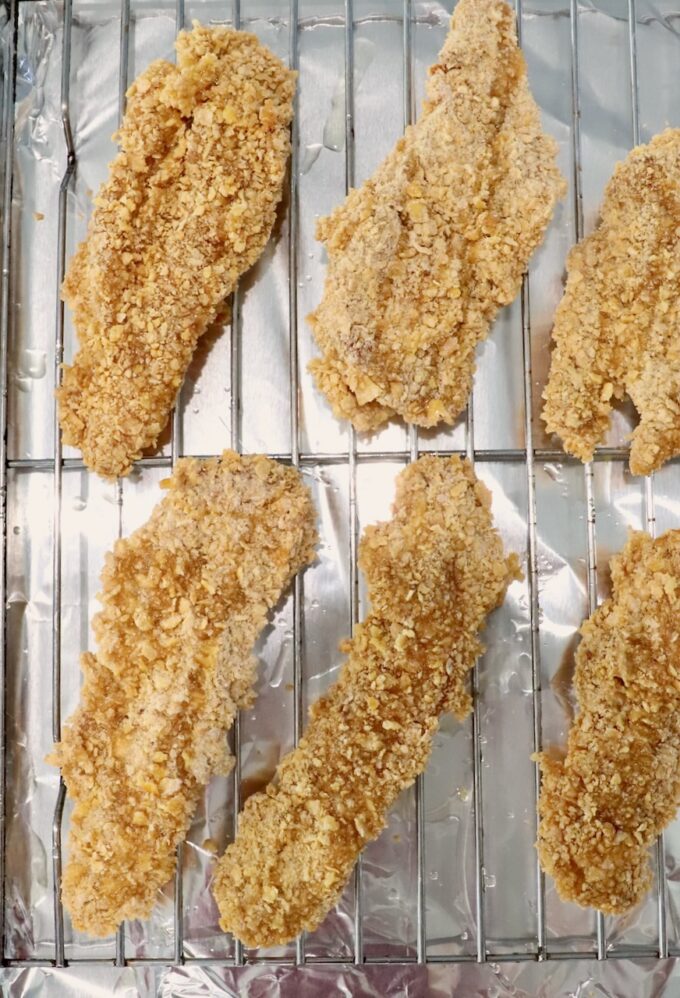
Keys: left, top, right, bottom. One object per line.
{"left": 3, "top": 0, "right": 680, "bottom": 992}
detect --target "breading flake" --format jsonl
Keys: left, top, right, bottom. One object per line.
{"left": 213, "top": 455, "right": 520, "bottom": 947}
{"left": 49, "top": 452, "right": 317, "bottom": 937}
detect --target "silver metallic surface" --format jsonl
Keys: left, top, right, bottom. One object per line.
{"left": 2, "top": 0, "right": 680, "bottom": 993}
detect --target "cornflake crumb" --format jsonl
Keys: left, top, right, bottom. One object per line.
{"left": 542, "top": 128, "right": 680, "bottom": 476}
{"left": 33, "top": 211, "right": 44, "bottom": 221}
{"left": 307, "top": 0, "right": 564, "bottom": 433}
{"left": 57, "top": 24, "right": 295, "bottom": 479}
{"left": 536, "top": 530, "right": 680, "bottom": 913}
{"left": 48, "top": 451, "right": 317, "bottom": 937}
{"left": 213, "top": 454, "right": 521, "bottom": 947}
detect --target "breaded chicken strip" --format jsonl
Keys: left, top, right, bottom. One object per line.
{"left": 213, "top": 455, "right": 520, "bottom": 947}
{"left": 49, "top": 452, "right": 316, "bottom": 937}
{"left": 543, "top": 129, "right": 680, "bottom": 476}
{"left": 58, "top": 26, "right": 295, "bottom": 479}
{"left": 307, "top": 0, "right": 564, "bottom": 432}
{"left": 537, "top": 530, "right": 680, "bottom": 913}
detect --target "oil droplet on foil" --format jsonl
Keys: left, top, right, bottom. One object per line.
{"left": 543, "top": 462, "right": 563, "bottom": 484}
{"left": 241, "top": 772, "right": 272, "bottom": 803}
{"left": 19, "top": 350, "right": 47, "bottom": 380}
{"left": 483, "top": 870, "right": 497, "bottom": 889}
{"left": 300, "top": 142, "right": 322, "bottom": 174}
{"left": 21, "top": 349, "right": 47, "bottom": 379}
{"left": 322, "top": 38, "right": 375, "bottom": 152}
{"left": 268, "top": 634, "right": 293, "bottom": 688}
{"left": 13, "top": 349, "right": 47, "bottom": 392}
{"left": 323, "top": 83, "right": 346, "bottom": 152}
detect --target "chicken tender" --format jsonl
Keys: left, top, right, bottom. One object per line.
{"left": 542, "top": 129, "right": 680, "bottom": 476}
{"left": 537, "top": 530, "right": 680, "bottom": 913}
{"left": 49, "top": 452, "right": 317, "bottom": 937}
{"left": 58, "top": 25, "right": 295, "bottom": 479}
{"left": 307, "top": 0, "right": 564, "bottom": 432}
{"left": 213, "top": 455, "right": 520, "bottom": 947}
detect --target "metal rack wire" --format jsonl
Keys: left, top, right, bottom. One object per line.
{"left": 0, "top": 0, "right": 677, "bottom": 976}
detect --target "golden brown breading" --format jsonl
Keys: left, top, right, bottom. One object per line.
{"left": 213, "top": 455, "right": 520, "bottom": 947}
{"left": 49, "top": 452, "right": 317, "bottom": 937}
{"left": 536, "top": 530, "right": 680, "bottom": 913}
{"left": 542, "top": 129, "right": 680, "bottom": 476}
{"left": 307, "top": 0, "right": 564, "bottom": 433}
{"left": 58, "top": 25, "right": 295, "bottom": 479}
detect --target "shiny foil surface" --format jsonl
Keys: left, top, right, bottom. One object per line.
{"left": 2, "top": 0, "right": 680, "bottom": 994}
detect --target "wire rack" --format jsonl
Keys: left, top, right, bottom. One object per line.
{"left": 0, "top": 0, "right": 678, "bottom": 981}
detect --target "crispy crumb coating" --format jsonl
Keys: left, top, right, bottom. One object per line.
{"left": 542, "top": 129, "right": 680, "bottom": 476}
{"left": 307, "top": 0, "right": 564, "bottom": 433}
{"left": 537, "top": 530, "right": 680, "bottom": 914}
{"left": 58, "top": 25, "right": 295, "bottom": 479}
{"left": 213, "top": 455, "right": 520, "bottom": 947}
{"left": 48, "top": 452, "right": 317, "bottom": 937}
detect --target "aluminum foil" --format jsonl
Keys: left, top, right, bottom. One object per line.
{"left": 4, "top": 957, "right": 680, "bottom": 996}
{"left": 4, "top": 0, "right": 680, "bottom": 993}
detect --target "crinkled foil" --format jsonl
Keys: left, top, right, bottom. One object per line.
{"left": 3, "top": 0, "right": 680, "bottom": 994}
{"left": 4, "top": 958, "right": 680, "bottom": 996}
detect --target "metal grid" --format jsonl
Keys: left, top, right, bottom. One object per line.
{"left": 0, "top": 0, "right": 678, "bottom": 975}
